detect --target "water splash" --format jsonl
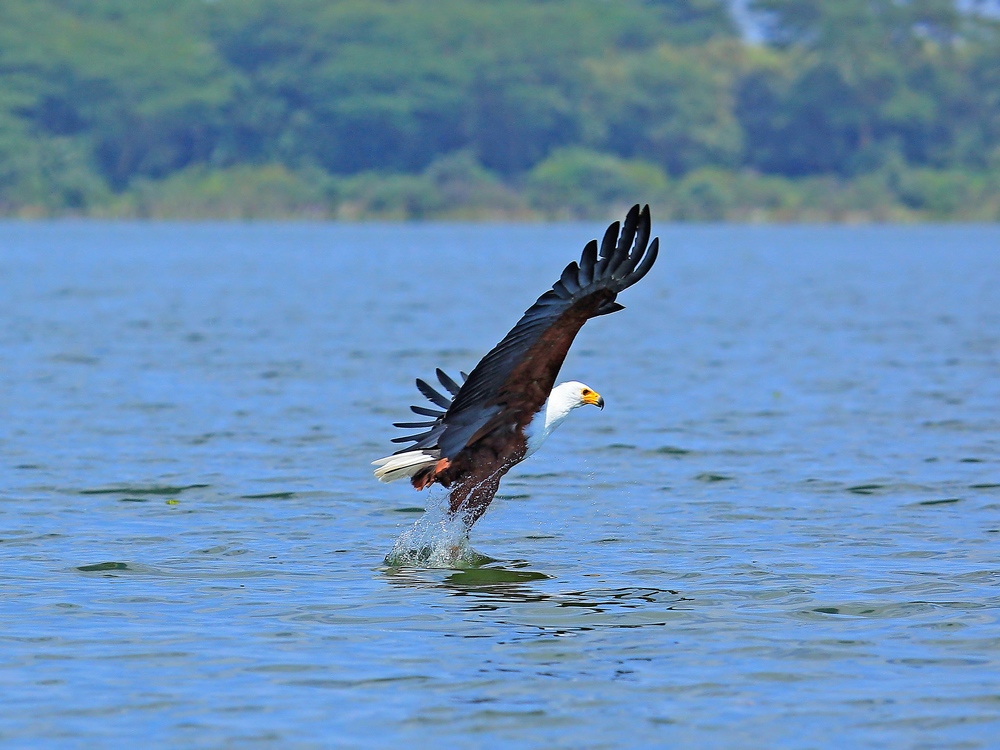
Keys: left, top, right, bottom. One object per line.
{"left": 384, "top": 492, "right": 490, "bottom": 569}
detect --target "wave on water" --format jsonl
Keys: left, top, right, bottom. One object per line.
{"left": 384, "top": 492, "right": 491, "bottom": 569}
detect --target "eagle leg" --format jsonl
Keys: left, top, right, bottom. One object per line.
{"left": 448, "top": 471, "right": 504, "bottom": 529}
{"left": 412, "top": 457, "right": 451, "bottom": 491}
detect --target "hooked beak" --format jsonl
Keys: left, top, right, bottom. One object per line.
{"left": 583, "top": 390, "right": 604, "bottom": 410}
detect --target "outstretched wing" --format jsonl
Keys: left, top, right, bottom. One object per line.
{"left": 421, "top": 203, "right": 659, "bottom": 457}
{"left": 387, "top": 204, "right": 658, "bottom": 458}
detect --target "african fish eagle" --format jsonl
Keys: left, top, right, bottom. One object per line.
{"left": 373, "top": 204, "right": 659, "bottom": 528}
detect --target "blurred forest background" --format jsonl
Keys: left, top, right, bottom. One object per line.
{"left": 2, "top": 0, "right": 1000, "bottom": 220}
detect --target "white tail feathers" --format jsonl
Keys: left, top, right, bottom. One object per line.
{"left": 372, "top": 449, "right": 440, "bottom": 483}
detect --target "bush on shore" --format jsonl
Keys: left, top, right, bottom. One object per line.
{"left": 31, "top": 156, "right": 994, "bottom": 222}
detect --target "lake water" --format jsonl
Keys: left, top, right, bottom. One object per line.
{"left": 2, "top": 221, "right": 999, "bottom": 748}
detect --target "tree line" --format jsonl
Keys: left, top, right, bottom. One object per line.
{"left": 1, "top": 0, "right": 999, "bottom": 219}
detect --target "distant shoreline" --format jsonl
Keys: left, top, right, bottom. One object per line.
{"left": 3, "top": 161, "right": 997, "bottom": 223}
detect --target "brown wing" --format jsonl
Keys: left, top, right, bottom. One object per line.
{"left": 389, "top": 204, "right": 659, "bottom": 457}
{"left": 406, "top": 203, "right": 658, "bottom": 458}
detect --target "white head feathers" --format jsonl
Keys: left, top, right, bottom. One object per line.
{"left": 524, "top": 381, "right": 604, "bottom": 457}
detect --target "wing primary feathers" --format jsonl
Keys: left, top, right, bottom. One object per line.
{"left": 613, "top": 247, "right": 644, "bottom": 281}
{"left": 594, "top": 301, "right": 625, "bottom": 316}
{"left": 410, "top": 404, "right": 444, "bottom": 417}
{"left": 598, "top": 221, "right": 619, "bottom": 259}
{"left": 579, "top": 239, "right": 597, "bottom": 285}
{"left": 393, "top": 420, "right": 437, "bottom": 428}
{"left": 610, "top": 205, "right": 643, "bottom": 278}
{"left": 559, "top": 262, "right": 582, "bottom": 294}
{"left": 416, "top": 378, "right": 451, "bottom": 408}
{"left": 614, "top": 206, "right": 651, "bottom": 280}
{"left": 436, "top": 368, "right": 462, "bottom": 396}
{"left": 460, "top": 371, "right": 469, "bottom": 381}
{"left": 595, "top": 220, "right": 620, "bottom": 277}
{"left": 624, "top": 236, "right": 659, "bottom": 288}
{"left": 616, "top": 204, "right": 640, "bottom": 255}
{"left": 634, "top": 205, "right": 651, "bottom": 258}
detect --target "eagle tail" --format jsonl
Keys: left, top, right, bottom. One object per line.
{"left": 372, "top": 449, "right": 440, "bottom": 483}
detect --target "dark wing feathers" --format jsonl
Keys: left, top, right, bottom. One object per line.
{"left": 579, "top": 239, "right": 598, "bottom": 285}
{"left": 391, "top": 367, "right": 466, "bottom": 452}
{"left": 594, "top": 221, "right": 619, "bottom": 278}
{"left": 416, "top": 378, "right": 451, "bottom": 409}
{"left": 628, "top": 236, "right": 659, "bottom": 286}
{"left": 617, "top": 204, "right": 640, "bottom": 252}
{"left": 393, "top": 419, "right": 437, "bottom": 428}
{"left": 409, "top": 404, "right": 444, "bottom": 418}
{"left": 387, "top": 204, "right": 659, "bottom": 459}
{"left": 436, "top": 368, "right": 462, "bottom": 396}
{"left": 594, "top": 301, "right": 625, "bottom": 317}
{"left": 560, "top": 262, "right": 582, "bottom": 294}
{"left": 633, "top": 205, "right": 651, "bottom": 260}
{"left": 600, "top": 220, "right": 619, "bottom": 258}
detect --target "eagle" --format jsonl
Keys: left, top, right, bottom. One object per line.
{"left": 373, "top": 204, "right": 659, "bottom": 529}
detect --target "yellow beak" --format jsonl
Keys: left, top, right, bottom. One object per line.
{"left": 583, "top": 390, "right": 605, "bottom": 410}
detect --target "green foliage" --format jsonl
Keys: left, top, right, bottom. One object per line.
{"left": 0, "top": 0, "right": 232, "bottom": 191}
{"left": 116, "top": 164, "right": 332, "bottom": 219}
{"left": 892, "top": 167, "right": 1000, "bottom": 219}
{"left": 743, "top": 0, "right": 1000, "bottom": 175}
{"left": 207, "top": 0, "right": 688, "bottom": 176}
{"left": 336, "top": 151, "right": 527, "bottom": 219}
{"left": 527, "top": 149, "right": 670, "bottom": 218}
{"left": 583, "top": 41, "right": 744, "bottom": 175}
{"left": 0, "top": 0, "right": 998, "bottom": 219}
{"left": 641, "top": 0, "right": 739, "bottom": 44}
{"left": 0, "top": 130, "right": 111, "bottom": 215}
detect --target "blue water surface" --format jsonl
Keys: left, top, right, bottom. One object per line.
{"left": 1, "top": 221, "right": 999, "bottom": 748}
